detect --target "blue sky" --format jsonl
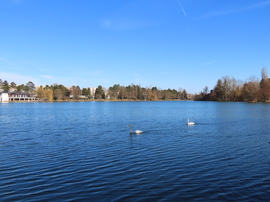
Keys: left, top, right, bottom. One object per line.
{"left": 0, "top": 0, "right": 270, "bottom": 93}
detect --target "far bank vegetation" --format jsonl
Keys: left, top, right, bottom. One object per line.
{"left": 38, "top": 84, "right": 188, "bottom": 101}
{"left": 0, "top": 79, "right": 188, "bottom": 101}
{"left": 195, "top": 67, "right": 270, "bottom": 102}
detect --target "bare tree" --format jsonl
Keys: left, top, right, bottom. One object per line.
{"left": 54, "top": 89, "right": 63, "bottom": 100}
{"left": 242, "top": 81, "right": 259, "bottom": 102}
{"left": 261, "top": 67, "right": 268, "bottom": 81}
{"left": 247, "top": 75, "right": 260, "bottom": 83}
{"left": 203, "top": 86, "right": 209, "bottom": 94}
{"left": 70, "top": 86, "right": 81, "bottom": 99}
{"left": 118, "top": 86, "right": 127, "bottom": 99}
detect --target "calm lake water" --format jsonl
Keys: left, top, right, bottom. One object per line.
{"left": 0, "top": 101, "right": 270, "bottom": 201}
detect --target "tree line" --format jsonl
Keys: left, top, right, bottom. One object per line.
{"left": 0, "top": 79, "right": 36, "bottom": 93}
{"left": 107, "top": 84, "right": 188, "bottom": 101}
{"left": 0, "top": 79, "right": 188, "bottom": 101}
{"left": 195, "top": 67, "right": 270, "bottom": 102}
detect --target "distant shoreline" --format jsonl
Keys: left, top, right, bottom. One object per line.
{"left": 4, "top": 99, "right": 190, "bottom": 103}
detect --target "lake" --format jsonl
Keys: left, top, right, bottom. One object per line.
{"left": 0, "top": 101, "right": 270, "bottom": 201}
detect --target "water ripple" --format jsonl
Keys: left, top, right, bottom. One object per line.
{"left": 1, "top": 102, "right": 270, "bottom": 201}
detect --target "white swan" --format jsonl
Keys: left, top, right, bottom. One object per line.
{"left": 187, "top": 119, "right": 195, "bottom": 125}
{"left": 129, "top": 125, "right": 143, "bottom": 134}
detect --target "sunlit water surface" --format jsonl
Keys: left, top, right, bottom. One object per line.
{"left": 1, "top": 101, "right": 270, "bottom": 201}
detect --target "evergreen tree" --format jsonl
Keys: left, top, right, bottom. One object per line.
{"left": 26, "top": 81, "right": 35, "bottom": 93}
{"left": 2, "top": 80, "right": 9, "bottom": 91}
{"left": 10, "top": 82, "right": 16, "bottom": 88}
{"left": 137, "top": 85, "right": 143, "bottom": 100}
{"left": 95, "top": 85, "right": 105, "bottom": 99}
{"left": 214, "top": 79, "right": 225, "bottom": 101}
{"left": 182, "top": 89, "right": 187, "bottom": 99}
{"left": 82, "top": 88, "right": 90, "bottom": 97}
{"left": 16, "top": 84, "right": 25, "bottom": 92}
{"left": 108, "top": 84, "right": 120, "bottom": 99}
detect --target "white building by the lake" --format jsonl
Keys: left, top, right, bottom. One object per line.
{"left": 0, "top": 92, "right": 9, "bottom": 103}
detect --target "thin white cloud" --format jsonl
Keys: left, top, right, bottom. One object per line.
{"left": 177, "top": 0, "right": 187, "bottom": 16}
{"left": 159, "top": 71, "right": 170, "bottom": 75}
{"left": 88, "top": 70, "right": 105, "bottom": 77}
{"left": 0, "top": 72, "right": 38, "bottom": 84}
{"left": 132, "top": 72, "right": 140, "bottom": 77}
{"left": 0, "top": 57, "right": 7, "bottom": 61}
{"left": 38, "top": 68, "right": 51, "bottom": 72}
{"left": 99, "top": 19, "right": 113, "bottom": 29}
{"left": 39, "top": 75, "right": 82, "bottom": 87}
{"left": 203, "top": 60, "right": 217, "bottom": 66}
{"left": 1, "top": 0, "right": 23, "bottom": 4}
{"left": 89, "top": 50, "right": 103, "bottom": 56}
{"left": 98, "top": 18, "right": 151, "bottom": 30}
{"left": 245, "top": 0, "right": 270, "bottom": 10}
{"left": 41, "top": 75, "right": 54, "bottom": 79}
{"left": 205, "top": 0, "right": 270, "bottom": 17}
